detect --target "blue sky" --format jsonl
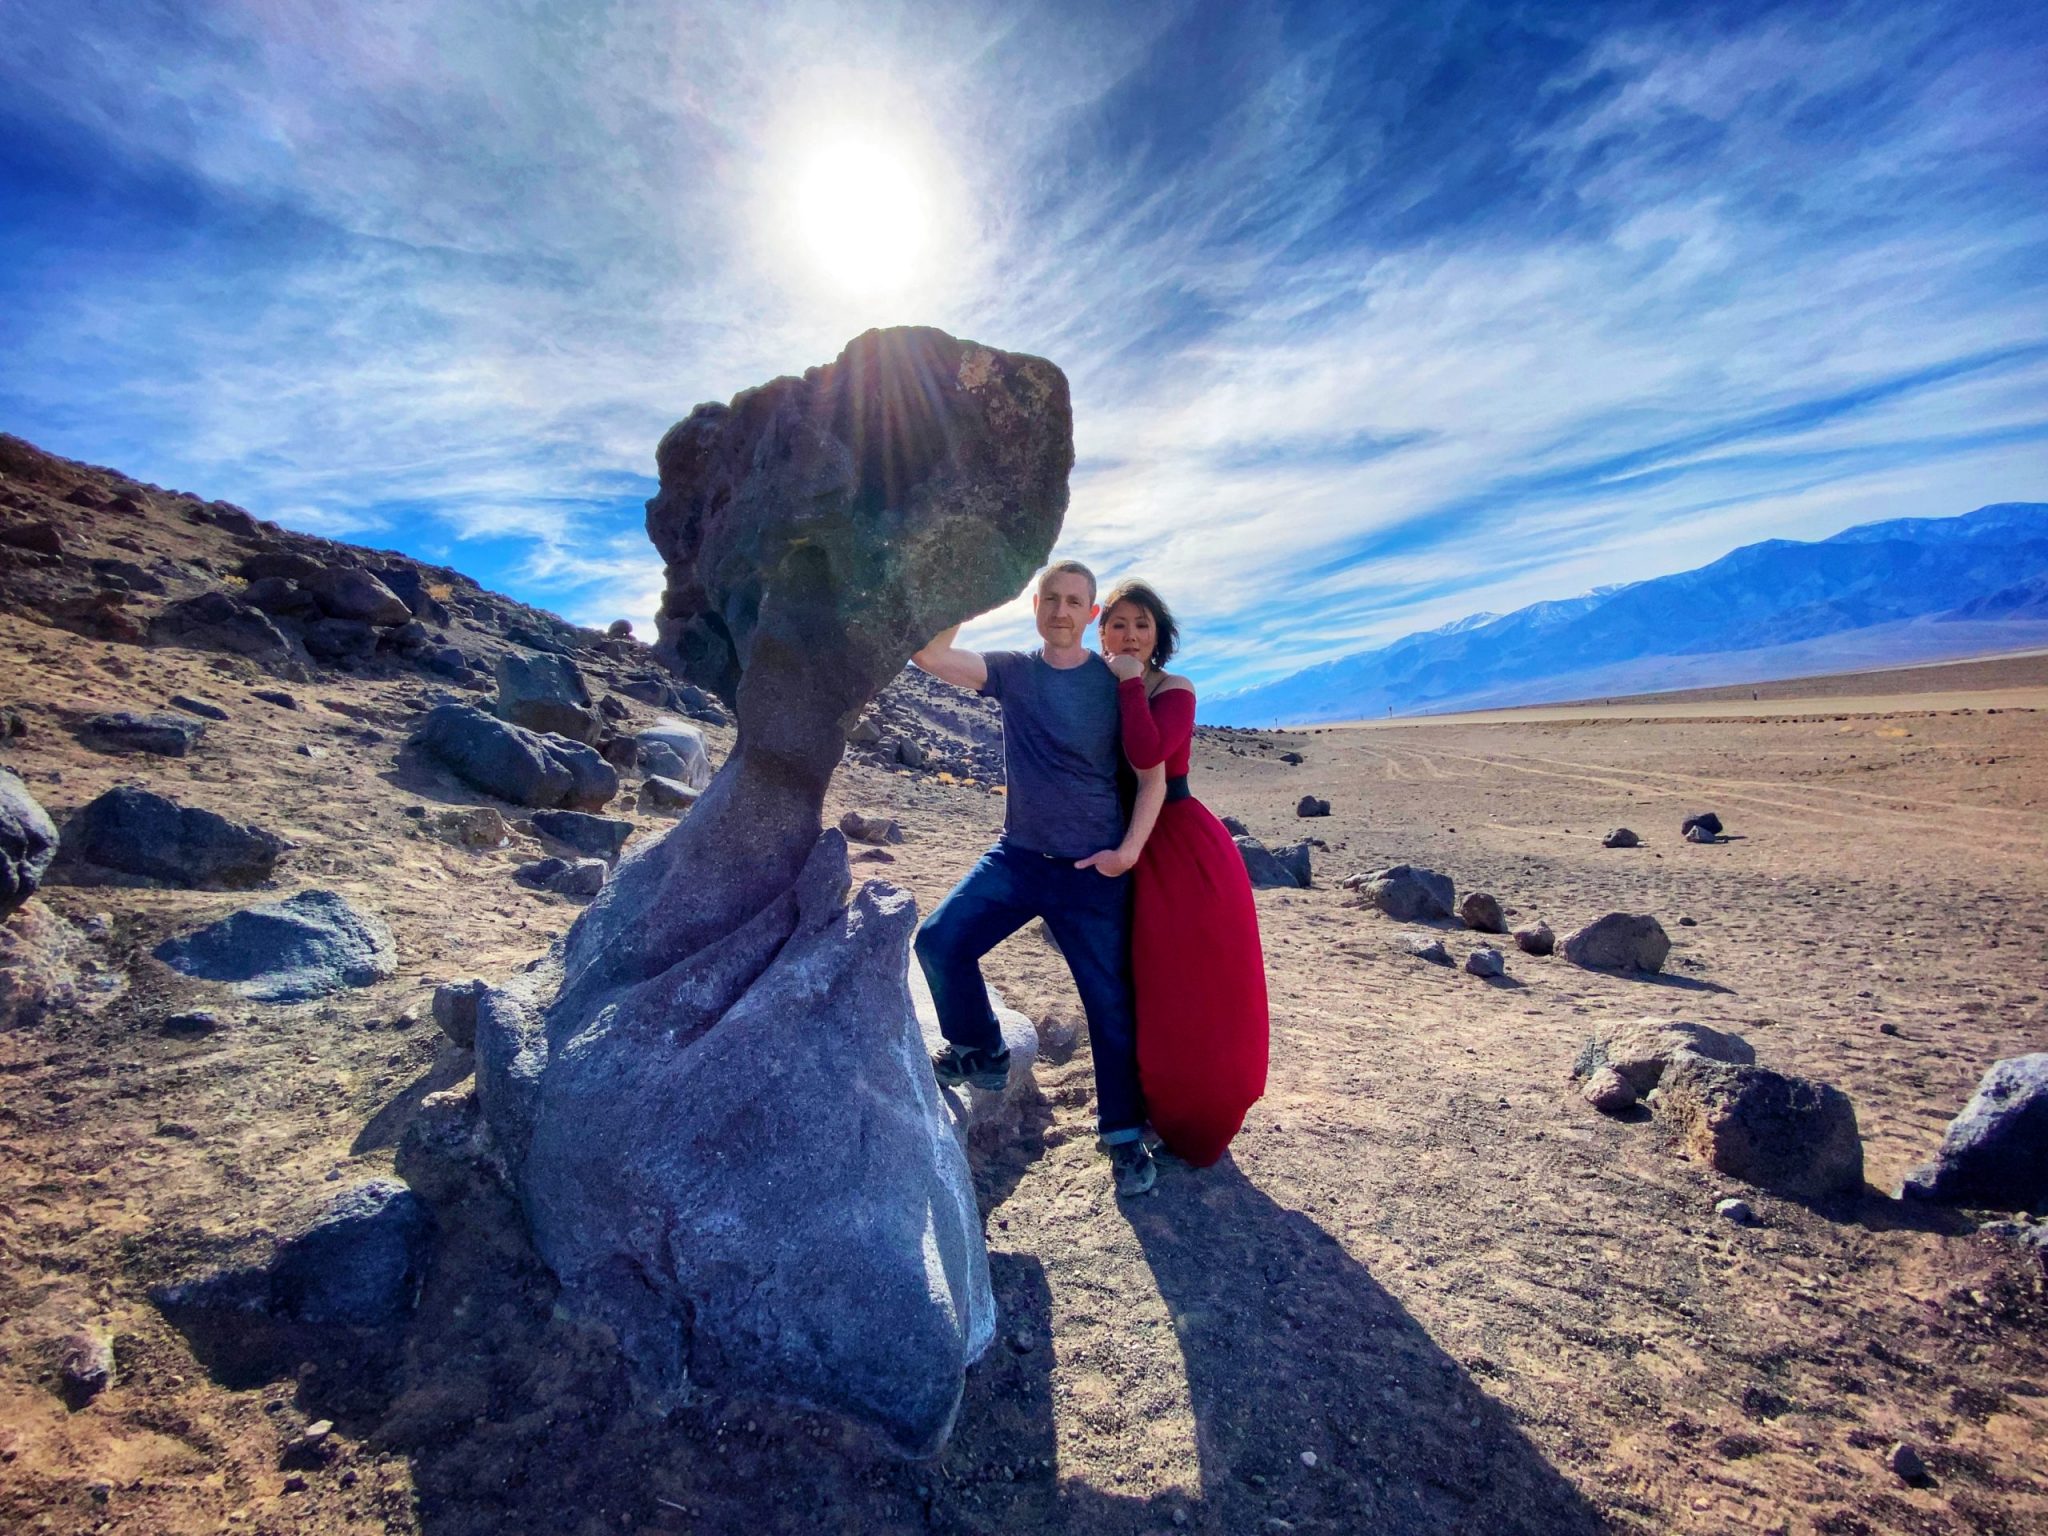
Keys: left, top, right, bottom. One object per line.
{"left": 3, "top": 0, "right": 2044, "bottom": 695}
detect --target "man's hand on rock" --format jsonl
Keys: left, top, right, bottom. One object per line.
{"left": 1106, "top": 653, "right": 1145, "bottom": 682}
{"left": 1074, "top": 847, "right": 1135, "bottom": 877}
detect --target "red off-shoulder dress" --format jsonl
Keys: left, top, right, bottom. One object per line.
{"left": 1118, "top": 676, "right": 1270, "bottom": 1166}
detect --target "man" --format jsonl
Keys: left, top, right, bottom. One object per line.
{"left": 911, "top": 559, "right": 1165, "bottom": 1196}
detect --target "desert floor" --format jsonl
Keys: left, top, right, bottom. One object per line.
{"left": 2, "top": 626, "right": 2044, "bottom": 1536}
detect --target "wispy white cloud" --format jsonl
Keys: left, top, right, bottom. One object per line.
{"left": 1, "top": 0, "right": 2042, "bottom": 677}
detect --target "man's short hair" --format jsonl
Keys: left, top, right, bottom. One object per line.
{"left": 1034, "top": 559, "right": 1098, "bottom": 604}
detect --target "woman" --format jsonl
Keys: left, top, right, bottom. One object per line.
{"left": 1099, "top": 579, "right": 1270, "bottom": 1167}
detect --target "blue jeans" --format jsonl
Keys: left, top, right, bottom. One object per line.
{"left": 914, "top": 838, "right": 1145, "bottom": 1142}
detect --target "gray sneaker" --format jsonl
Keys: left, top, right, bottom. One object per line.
{"left": 1108, "top": 1139, "right": 1157, "bottom": 1197}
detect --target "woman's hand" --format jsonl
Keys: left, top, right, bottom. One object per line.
{"left": 1106, "top": 652, "right": 1145, "bottom": 682}
{"left": 1074, "top": 846, "right": 1136, "bottom": 877}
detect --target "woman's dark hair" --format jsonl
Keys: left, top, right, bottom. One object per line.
{"left": 1098, "top": 578, "right": 1179, "bottom": 671}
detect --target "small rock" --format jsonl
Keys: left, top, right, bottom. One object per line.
{"left": 606, "top": 618, "right": 634, "bottom": 639}
{"left": 1685, "top": 824, "right": 1717, "bottom": 844}
{"left": 1714, "top": 1197, "right": 1757, "bottom": 1226}
{"left": 58, "top": 1329, "right": 114, "bottom": 1407}
{"left": 1459, "top": 892, "right": 1506, "bottom": 933}
{"left": 1407, "top": 936, "right": 1450, "bottom": 965}
{"left": 1678, "top": 916, "right": 1697, "bottom": 927}
{"left": 838, "top": 810, "right": 904, "bottom": 845}
{"left": 547, "top": 858, "right": 607, "bottom": 899}
{"left": 639, "top": 774, "right": 701, "bottom": 815}
{"left": 427, "top": 806, "right": 509, "bottom": 849}
{"left": 1300, "top": 1450, "right": 1318, "bottom": 1468}
{"left": 1007, "top": 1326, "right": 1037, "bottom": 1354}
{"left": 159, "top": 1011, "right": 222, "bottom": 1037}
{"left": 1296, "top": 795, "right": 1330, "bottom": 818}
{"left": 529, "top": 809, "right": 634, "bottom": 862}
{"left": 1464, "top": 947, "right": 1505, "bottom": 979}
{"left": 168, "top": 695, "right": 231, "bottom": 722}
{"left": 251, "top": 689, "right": 300, "bottom": 710}
{"left": 852, "top": 848, "right": 895, "bottom": 864}
{"left": 1561, "top": 913, "right": 1671, "bottom": 972}
{"left": 1681, "top": 812, "right": 1723, "bottom": 839}
{"left": 76, "top": 711, "right": 206, "bottom": 757}
{"left": 1581, "top": 1067, "right": 1636, "bottom": 1113}
{"left": 1887, "top": 1442, "right": 1929, "bottom": 1484}
{"left": 1219, "top": 814, "right": 1250, "bottom": 837}
{"left": 1602, "top": 827, "right": 1640, "bottom": 849}
{"left": 1900, "top": 1052, "right": 2048, "bottom": 1211}
{"left": 1513, "top": 922, "right": 1555, "bottom": 956}
{"left": 432, "top": 980, "right": 487, "bottom": 1049}
{"left": 1360, "top": 864, "right": 1455, "bottom": 922}
{"left": 296, "top": 744, "right": 327, "bottom": 759}
{"left": 1878, "top": 1021, "right": 1899, "bottom": 1036}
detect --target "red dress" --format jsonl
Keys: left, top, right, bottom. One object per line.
{"left": 1119, "top": 676, "right": 1270, "bottom": 1166}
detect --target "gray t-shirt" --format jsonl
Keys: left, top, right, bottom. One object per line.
{"left": 980, "top": 649, "right": 1126, "bottom": 859}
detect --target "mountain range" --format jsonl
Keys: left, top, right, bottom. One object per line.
{"left": 1204, "top": 502, "right": 2048, "bottom": 725}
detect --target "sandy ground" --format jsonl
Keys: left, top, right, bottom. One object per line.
{"left": 2, "top": 615, "right": 2046, "bottom": 1536}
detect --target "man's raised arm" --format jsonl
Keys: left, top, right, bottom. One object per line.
{"left": 910, "top": 624, "right": 988, "bottom": 692}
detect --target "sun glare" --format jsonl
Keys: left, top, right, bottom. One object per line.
{"left": 787, "top": 136, "right": 933, "bottom": 299}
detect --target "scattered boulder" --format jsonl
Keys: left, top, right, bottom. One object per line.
{"left": 151, "top": 1178, "right": 432, "bottom": 1329}
{"left": 1580, "top": 1067, "right": 1637, "bottom": 1113}
{"left": 1657, "top": 1058, "right": 1864, "bottom": 1199}
{"left": 1, "top": 766, "right": 60, "bottom": 920}
{"left": 1360, "top": 864, "right": 1455, "bottom": 923}
{"left": 1681, "top": 812, "right": 1723, "bottom": 839}
{"left": 633, "top": 721, "right": 714, "bottom": 788}
{"left": 251, "top": 688, "right": 299, "bottom": 710}
{"left": 838, "top": 810, "right": 903, "bottom": 845}
{"left": 638, "top": 775, "right": 700, "bottom": 815}
{"left": 76, "top": 711, "right": 206, "bottom": 757}
{"left": 1715, "top": 1197, "right": 1757, "bottom": 1226}
{"left": 1460, "top": 891, "right": 1506, "bottom": 933}
{"left": 301, "top": 616, "right": 378, "bottom": 664}
{"left": 0, "top": 519, "right": 64, "bottom": 556}
{"left": 167, "top": 694, "right": 230, "bottom": 722}
{"left": 425, "top": 806, "right": 509, "bottom": 849}
{"left": 238, "top": 551, "right": 325, "bottom": 584}
{"left": 518, "top": 857, "right": 606, "bottom": 899}
{"left": 302, "top": 565, "right": 411, "bottom": 626}
{"left": 1219, "top": 814, "right": 1250, "bottom": 838}
{"left": 1573, "top": 1017, "right": 1756, "bottom": 1096}
{"left": 153, "top": 890, "right": 398, "bottom": 1003}
{"left": 63, "top": 787, "right": 289, "bottom": 888}
{"left": 1887, "top": 1443, "right": 1930, "bottom": 1486}
{"left": 148, "top": 592, "right": 300, "bottom": 673}
{"left": 1465, "top": 947, "right": 1505, "bottom": 979}
{"left": 607, "top": 619, "right": 633, "bottom": 639}
{"left": 530, "top": 809, "right": 634, "bottom": 862}
{"left": 159, "top": 1010, "right": 221, "bottom": 1037}
{"left": 496, "top": 652, "right": 599, "bottom": 743}
{"left": 1602, "top": 827, "right": 1640, "bottom": 849}
{"left": 1561, "top": 912, "right": 1671, "bottom": 972}
{"left": 432, "top": 979, "right": 488, "bottom": 1049}
{"left": 1296, "top": 795, "right": 1330, "bottom": 818}
{"left": 1407, "top": 935, "right": 1450, "bottom": 965}
{"left": 412, "top": 703, "right": 617, "bottom": 811}
{"left": 1685, "top": 823, "right": 1717, "bottom": 844}
{"left": 1279, "top": 750, "right": 1304, "bottom": 765}
{"left": 1514, "top": 922, "right": 1555, "bottom": 956}
{"left": 1235, "top": 835, "right": 1310, "bottom": 890}
{"left": 57, "top": 1329, "right": 114, "bottom": 1408}
{"left": 1900, "top": 1053, "right": 2048, "bottom": 1211}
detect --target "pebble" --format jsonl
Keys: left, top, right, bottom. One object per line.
{"left": 1888, "top": 1441, "right": 1929, "bottom": 1483}
{"left": 1464, "top": 947, "right": 1505, "bottom": 979}
{"left": 1581, "top": 1067, "right": 1637, "bottom": 1113}
{"left": 1299, "top": 1450, "right": 1318, "bottom": 1468}
{"left": 1406, "top": 936, "right": 1450, "bottom": 966}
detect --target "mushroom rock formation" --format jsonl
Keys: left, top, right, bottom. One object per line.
{"left": 473, "top": 327, "right": 1071, "bottom": 1457}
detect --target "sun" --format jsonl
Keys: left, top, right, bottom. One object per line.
{"left": 786, "top": 136, "right": 933, "bottom": 299}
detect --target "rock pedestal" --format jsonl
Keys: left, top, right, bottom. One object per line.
{"left": 472, "top": 327, "right": 1071, "bottom": 1457}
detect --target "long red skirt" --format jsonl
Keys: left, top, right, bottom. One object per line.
{"left": 1133, "top": 795, "right": 1270, "bottom": 1166}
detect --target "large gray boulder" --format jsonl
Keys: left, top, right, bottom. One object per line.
{"left": 1235, "top": 835, "right": 1310, "bottom": 890}
{"left": 1572, "top": 1017, "right": 1755, "bottom": 1096}
{"left": 0, "top": 766, "right": 58, "bottom": 920}
{"left": 496, "top": 652, "right": 599, "bottom": 742}
{"left": 1562, "top": 912, "right": 1671, "bottom": 971}
{"left": 412, "top": 703, "right": 616, "bottom": 810}
{"left": 153, "top": 889, "right": 397, "bottom": 1002}
{"left": 477, "top": 840, "right": 993, "bottom": 1457}
{"left": 1657, "top": 1058, "right": 1864, "bottom": 1199}
{"left": 148, "top": 592, "right": 303, "bottom": 676}
{"left": 303, "top": 566, "right": 411, "bottom": 626}
{"left": 1361, "top": 864, "right": 1455, "bottom": 922}
{"left": 473, "top": 327, "right": 1070, "bottom": 1457}
{"left": 76, "top": 711, "right": 206, "bottom": 757}
{"left": 635, "top": 721, "right": 713, "bottom": 790}
{"left": 63, "top": 786, "right": 288, "bottom": 888}
{"left": 530, "top": 809, "right": 635, "bottom": 863}
{"left": 1902, "top": 1054, "right": 2048, "bottom": 1211}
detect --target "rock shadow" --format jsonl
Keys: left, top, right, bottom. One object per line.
{"left": 349, "top": 1047, "right": 476, "bottom": 1155}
